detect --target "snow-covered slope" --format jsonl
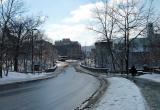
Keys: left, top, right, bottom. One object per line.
{"left": 0, "top": 61, "right": 67, "bottom": 85}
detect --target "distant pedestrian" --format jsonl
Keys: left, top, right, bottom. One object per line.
{"left": 130, "top": 66, "right": 137, "bottom": 77}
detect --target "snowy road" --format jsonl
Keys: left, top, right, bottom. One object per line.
{"left": 134, "top": 78, "right": 160, "bottom": 110}
{"left": 0, "top": 66, "right": 100, "bottom": 110}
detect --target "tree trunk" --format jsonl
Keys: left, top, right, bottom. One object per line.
{"left": 14, "top": 55, "right": 18, "bottom": 72}
{"left": 0, "top": 62, "right": 2, "bottom": 78}
{"left": 14, "top": 44, "right": 20, "bottom": 72}
{"left": 126, "top": 32, "right": 130, "bottom": 75}
{"left": 125, "top": 52, "right": 129, "bottom": 75}
{"left": 107, "top": 43, "right": 116, "bottom": 71}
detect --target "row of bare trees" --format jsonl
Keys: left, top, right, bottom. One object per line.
{"left": 0, "top": 0, "right": 46, "bottom": 77}
{"left": 90, "top": 0, "right": 160, "bottom": 74}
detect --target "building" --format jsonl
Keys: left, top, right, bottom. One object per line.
{"left": 122, "top": 23, "right": 160, "bottom": 68}
{"left": 146, "top": 23, "right": 160, "bottom": 66}
{"left": 0, "top": 33, "right": 58, "bottom": 72}
{"left": 34, "top": 40, "right": 58, "bottom": 69}
{"left": 93, "top": 23, "right": 160, "bottom": 70}
{"left": 55, "top": 39, "right": 83, "bottom": 60}
{"left": 18, "top": 39, "right": 58, "bottom": 72}
{"left": 94, "top": 40, "right": 113, "bottom": 69}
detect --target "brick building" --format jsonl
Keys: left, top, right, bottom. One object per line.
{"left": 55, "top": 39, "right": 83, "bottom": 60}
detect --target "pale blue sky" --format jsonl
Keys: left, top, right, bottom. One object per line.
{"left": 26, "top": 0, "right": 92, "bottom": 27}
{"left": 25, "top": 0, "right": 160, "bottom": 46}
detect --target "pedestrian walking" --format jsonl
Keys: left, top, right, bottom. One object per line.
{"left": 130, "top": 66, "right": 137, "bottom": 77}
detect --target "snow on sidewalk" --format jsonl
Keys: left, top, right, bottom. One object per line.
{"left": 138, "top": 73, "right": 160, "bottom": 83}
{"left": 95, "top": 77, "right": 148, "bottom": 110}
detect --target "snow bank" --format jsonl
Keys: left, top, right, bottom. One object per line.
{"left": 95, "top": 77, "right": 148, "bottom": 110}
{"left": 0, "top": 72, "right": 49, "bottom": 85}
{"left": 138, "top": 73, "right": 160, "bottom": 83}
{"left": 0, "top": 62, "right": 67, "bottom": 85}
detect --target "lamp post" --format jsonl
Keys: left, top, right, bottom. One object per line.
{"left": 31, "top": 29, "right": 38, "bottom": 73}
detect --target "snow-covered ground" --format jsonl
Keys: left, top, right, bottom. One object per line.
{"left": 56, "top": 61, "right": 68, "bottom": 67}
{"left": 66, "top": 59, "right": 77, "bottom": 63}
{"left": 0, "top": 61, "right": 68, "bottom": 85}
{"left": 94, "top": 77, "right": 149, "bottom": 110}
{"left": 138, "top": 73, "right": 160, "bottom": 83}
{"left": 0, "top": 72, "right": 48, "bottom": 85}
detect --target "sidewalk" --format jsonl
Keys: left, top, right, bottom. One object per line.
{"left": 94, "top": 77, "right": 149, "bottom": 110}
{"left": 76, "top": 64, "right": 149, "bottom": 110}
{"left": 0, "top": 61, "right": 68, "bottom": 86}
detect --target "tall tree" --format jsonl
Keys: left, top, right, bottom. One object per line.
{"left": 89, "top": 0, "right": 118, "bottom": 71}
{"left": 112, "top": 0, "right": 156, "bottom": 74}
{"left": 0, "top": 0, "right": 24, "bottom": 77}
{"left": 10, "top": 16, "right": 44, "bottom": 72}
{"left": 90, "top": 0, "right": 158, "bottom": 74}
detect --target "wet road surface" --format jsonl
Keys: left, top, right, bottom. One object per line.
{"left": 134, "top": 78, "right": 160, "bottom": 110}
{"left": 0, "top": 66, "right": 100, "bottom": 110}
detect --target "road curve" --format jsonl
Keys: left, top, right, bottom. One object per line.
{"left": 0, "top": 66, "right": 100, "bottom": 110}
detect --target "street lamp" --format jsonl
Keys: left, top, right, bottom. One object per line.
{"left": 31, "top": 29, "right": 38, "bottom": 73}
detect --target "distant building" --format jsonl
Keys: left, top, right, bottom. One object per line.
{"left": 18, "top": 39, "right": 58, "bottom": 72}
{"left": 0, "top": 35, "right": 58, "bottom": 72}
{"left": 93, "top": 23, "right": 160, "bottom": 70}
{"left": 129, "top": 38, "right": 149, "bottom": 67}
{"left": 147, "top": 23, "right": 154, "bottom": 38}
{"left": 34, "top": 40, "right": 58, "bottom": 69}
{"left": 94, "top": 40, "right": 113, "bottom": 69}
{"left": 127, "top": 23, "right": 160, "bottom": 67}
{"left": 55, "top": 39, "right": 83, "bottom": 59}
{"left": 146, "top": 23, "right": 160, "bottom": 66}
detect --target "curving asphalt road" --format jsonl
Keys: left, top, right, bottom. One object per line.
{"left": 134, "top": 78, "right": 160, "bottom": 110}
{"left": 0, "top": 66, "right": 100, "bottom": 110}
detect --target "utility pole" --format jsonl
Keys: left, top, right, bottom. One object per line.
{"left": 84, "top": 42, "right": 87, "bottom": 66}
{"left": 31, "top": 30, "right": 34, "bottom": 73}
{"left": 31, "top": 29, "right": 38, "bottom": 73}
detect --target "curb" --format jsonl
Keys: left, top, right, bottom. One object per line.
{"left": 75, "top": 65, "right": 108, "bottom": 110}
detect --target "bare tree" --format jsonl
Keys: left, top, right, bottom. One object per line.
{"left": 90, "top": 0, "right": 158, "bottom": 74}
{"left": 10, "top": 16, "right": 44, "bottom": 72}
{"left": 112, "top": 0, "right": 158, "bottom": 74}
{"left": 0, "top": 0, "right": 24, "bottom": 77}
{"left": 89, "top": 0, "right": 118, "bottom": 71}
{"left": 0, "top": 0, "right": 46, "bottom": 77}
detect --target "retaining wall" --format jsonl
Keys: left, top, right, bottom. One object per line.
{"left": 80, "top": 64, "right": 108, "bottom": 73}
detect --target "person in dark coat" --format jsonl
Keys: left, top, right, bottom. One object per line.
{"left": 130, "top": 66, "right": 137, "bottom": 77}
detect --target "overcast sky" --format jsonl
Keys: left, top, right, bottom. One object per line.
{"left": 25, "top": 0, "right": 160, "bottom": 46}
